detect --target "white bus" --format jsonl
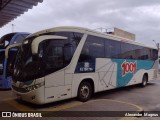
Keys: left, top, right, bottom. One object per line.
{"left": 11, "top": 26, "right": 159, "bottom": 104}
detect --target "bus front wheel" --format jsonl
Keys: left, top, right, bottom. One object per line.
{"left": 141, "top": 75, "right": 148, "bottom": 87}
{"left": 77, "top": 82, "right": 92, "bottom": 102}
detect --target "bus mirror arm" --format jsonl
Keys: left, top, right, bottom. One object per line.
{"left": 31, "top": 35, "right": 67, "bottom": 55}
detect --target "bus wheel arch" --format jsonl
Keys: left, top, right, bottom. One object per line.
{"left": 77, "top": 78, "right": 94, "bottom": 102}
{"left": 141, "top": 73, "right": 148, "bottom": 87}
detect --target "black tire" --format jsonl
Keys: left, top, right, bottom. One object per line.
{"left": 141, "top": 75, "right": 148, "bottom": 87}
{"left": 77, "top": 82, "right": 92, "bottom": 102}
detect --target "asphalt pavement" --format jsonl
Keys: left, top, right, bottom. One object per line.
{"left": 0, "top": 75, "right": 160, "bottom": 120}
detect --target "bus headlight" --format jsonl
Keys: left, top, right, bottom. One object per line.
{"left": 25, "top": 82, "right": 44, "bottom": 92}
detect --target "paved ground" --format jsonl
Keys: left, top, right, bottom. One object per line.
{"left": 0, "top": 75, "right": 160, "bottom": 120}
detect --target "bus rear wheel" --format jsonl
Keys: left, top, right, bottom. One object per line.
{"left": 77, "top": 82, "right": 92, "bottom": 102}
{"left": 141, "top": 75, "right": 148, "bottom": 87}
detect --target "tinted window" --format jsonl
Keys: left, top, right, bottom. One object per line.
{"left": 122, "top": 43, "right": 135, "bottom": 59}
{"left": 131, "top": 45, "right": 137, "bottom": 59}
{"left": 120, "top": 43, "right": 157, "bottom": 60}
{"left": 136, "top": 47, "right": 151, "bottom": 60}
{"left": 46, "top": 44, "right": 64, "bottom": 71}
{"left": 6, "top": 47, "right": 20, "bottom": 76}
{"left": 44, "top": 32, "right": 83, "bottom": 74}
{"left": 22, "top": 34, "right": 29, "bottom": 38}
{"left": 142, "top": 47, "right": 150, "bottom": 60}
{"left": 14, "top": 34, "right": 28, "bottom": 44}
{"left": 78, "top": 35, "right": 158, "bottom": 61}
{"left": 13, "top": 37, "right": 44, "bottom": 82}
{"left": 0, "top": 33, "right": 16, "bottom": 48}
{"left": 41, "top": 32, "right": 83, "bottom": 46}
{"left": 79, "top": 35, "right": 105, "bottom": 62}
{"left": 152, "top": 49, "right": 158, "bottom": 60}
{"left": 105, "top": 39, "right": 121, "bottom": 59}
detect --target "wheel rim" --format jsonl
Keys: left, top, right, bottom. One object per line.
{"left": 80, "top": 85, "right": 89, "bottom": 98}
{"left": 143, "top": 77, "right": 147, "bottom": 86}
{"left": 143, "top": 80, "right": 147, "bottom": 86}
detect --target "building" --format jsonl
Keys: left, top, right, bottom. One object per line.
{"left": 107, "top": 27, "right": 135, "bottom": 41}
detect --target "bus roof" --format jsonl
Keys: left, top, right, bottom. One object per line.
{"left": 26, "top": 26, "right": 157, "bottom": 50}
{"left": 1, "top": 32, "right": 29, "bottom": 37}
{"left": 0, "top": 32, "right": 30, "bottom": 44}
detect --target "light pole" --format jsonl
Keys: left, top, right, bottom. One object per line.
{"left": 12, "top": 24, "right": 15, "bottom": 33}
{"left": 153, "top": 40, "right": 159, "bottom": 50}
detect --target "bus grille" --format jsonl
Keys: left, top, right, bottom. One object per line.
{"left": 12, "top": 85, "right": 28, "bottom": 93}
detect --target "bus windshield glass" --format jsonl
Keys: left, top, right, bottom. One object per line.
{"left": 13, "top": 37, "right": 42, "bottom": 82}
{"left": 13, "top": 32, "right": 83, "bottom": 82}
{"left": 0, "top": 33, "right": 16, "bottom": 48}
{"left": 6, "top": 47, "right": 20, "bottom": 77}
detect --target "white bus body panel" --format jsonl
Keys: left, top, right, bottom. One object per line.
{"left": 45, "top": 85, "right": 72, "bottom": 103}
{"left": 45, "top": 71, "right": 65, "bottom": 87}
{"left": 96, "top": 58, "right": 117, "bottom": 91}
{"left": 44, "top": 70, "right": 73, "bottom": 103}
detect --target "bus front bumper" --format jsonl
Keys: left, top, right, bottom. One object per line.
{"left": 12, "top": 85, "right": 45, "bottom": 105}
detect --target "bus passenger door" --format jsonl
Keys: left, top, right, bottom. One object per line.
{"left": 43, "top": 40, "right": 72, "bottom": 102}
{"left": 44, "top": 45, "right": 65, "bottom": 87}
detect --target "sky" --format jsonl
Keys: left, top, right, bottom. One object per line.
{"left": 0, "top": 0, "right": 160, "bottom": 47}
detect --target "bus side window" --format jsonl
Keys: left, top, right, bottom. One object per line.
{"left": 46, "top": 45, "right": 63, "bottom": 70}
{"left": 110, "top": 41, "right": 121, "bottom": 59}
{"left": 137, "top": 47, "right": 145, "bottom": 60}
{"left": 121, "top": 43, "right": 130, "bottom": 59}
{"left": 152, "top": 49, "right": 158, "bottom": 60}
{"left": 79, "top": 41, "right": 91, "bottom": 62}
{"left": 79, "top": 35, "right": 105, "bottom": 62}
{"left": 64, "top": 43, "right": 74, "bottom": 64}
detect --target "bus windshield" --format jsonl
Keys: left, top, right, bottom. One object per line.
{"left": 13, "top": 37, "right": 43, "bottom": 82}
{"left": 6, "top": 47, "right": 20, "bottom": 77}
{"left": 13, "top": 32, "right": 83, "bottom": 82}
{"left": 0, "top": 33, "right": 16, "bottom": 48}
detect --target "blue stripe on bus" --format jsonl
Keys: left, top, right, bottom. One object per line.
{"left": 111, "top": 59, "right": 155, "bottom": 87}
{"left": 75, "top": 58, "right": 154, "bottom": 88}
